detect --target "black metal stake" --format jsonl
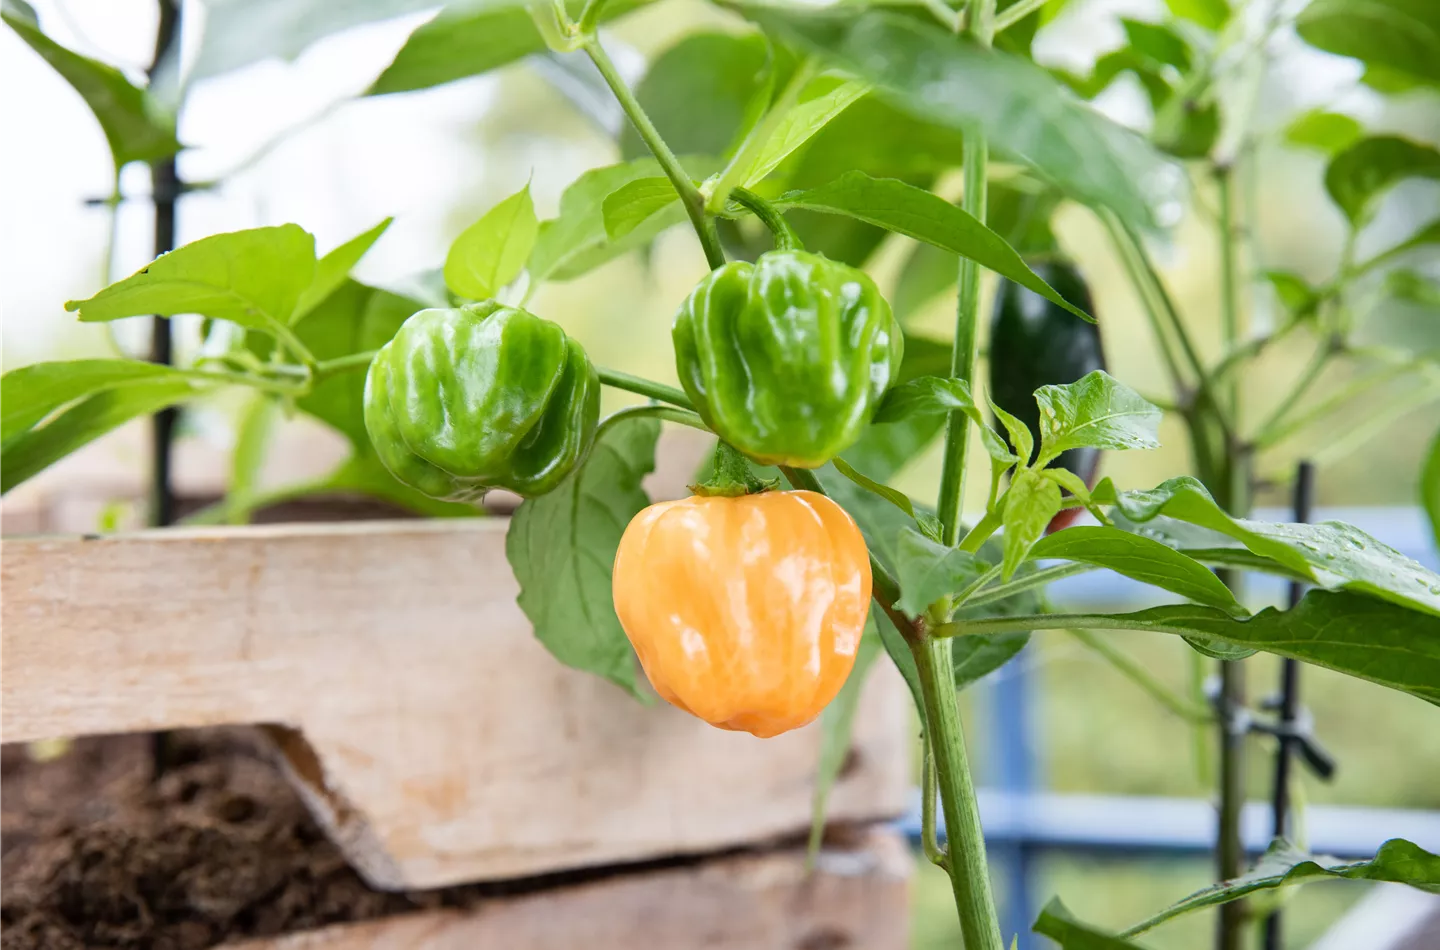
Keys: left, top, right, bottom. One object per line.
{"left": 1263, "top": 460, "right": 1315, "bottom": 950}
{"left": 148, "top": 0, "right": 181, "bottom": 777}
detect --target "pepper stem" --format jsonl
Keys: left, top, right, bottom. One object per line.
{"left": 690, "top": 440, "right": 778, "bottom": 497}
{"left": 730, "top": 187, "right": 803, "bottom": 253}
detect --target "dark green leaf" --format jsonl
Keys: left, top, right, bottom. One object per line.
{"left": 1034, "top": 370, "right": 1163, "bottom": 464}
{"left": 1001, "top": 469, "right": 1062, "bottom": 579}
{"left": 1032, "top": 526, "right": 1247, "bottom": 616}
{"left": 872, "top": 375, "right": 1017, "bottom": 464}
{"left": 2, "top": 0, "right": 179, "bottom": 168}
{"left": 1122, "top": 838, "right": 1440, "bottom": 937}
{"left": 1297, "top": 0, "right": 1440, "bottom": 90}
{"left": 602, "top": 177, "right": 680, "bottom": 240}
{"left": 1, "top": 359, "right": 192, "bottom": 446}
{"left": 894, "top": 526, "right": 988, "bottom": 618}
{"left": 1033, "top": 897, "right": 1146, "bottom": 949}
{"left": 293, "top": 218, "right": 393, "bottom": 322}
{"left": 1424, "top": 424, "right": 1440, "bottom": 548}
{"left": 808, "top": 618, "right": 883, "bottom": 862}
{"left": 732, "top": 4, "right": 1182, "bottom": 230}
{"left": 2, "top": 381, "right": 202, "bottom": 494}
{"left": 506, "top": 415, "right": 660, "bottom": 698}
{"left": 621, "top": 32, "right": 769, "bottom": 160}
{"left": 1325, "top": 135, "right": 1440, "bottom": 224}
{"left": 444, "top": 184, "right": 538, "bottom": 300}
{"left": 778, "top": 172, "right": 1093, "bottom": 321}
{"left": 1164, "top": 0, "right": 1229, "bottom": 31}
{"left": 66, "top": 225, "right": 317, "bottom": 335}
{"left": 1121, "top": 18, "right": 1191, "bottom": 71}
{"left": 368, "top": 2, "right": 541, "bottom": 96}
{"left": 1095, "top": 475, "right": 1440, "bottom": 618}
{"left": 1283, "top": 109, "right": 1364, "bottom": 156}
{"left": 953, "top": 632, "right": 1030, "bottom": 690}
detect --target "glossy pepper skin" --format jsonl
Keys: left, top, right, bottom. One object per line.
{"left": 673, "top": 250, "right": 903, "bottom": 468}
{"left": 363, "top": 302, "right": 599, "bottom": 501}
{"left": 612, "top": 490, "right": 871, "bottom": 738}
{"left": 990, "top": 260, "right": 1105, "bottom": 531}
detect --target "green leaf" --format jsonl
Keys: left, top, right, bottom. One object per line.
{"left": 734, "top": 4, "right": 1183, "bottom": 230}
{"left": 602, "top": 178, "right": 681, "bottom": 240}
{"left": 1283, "top": 109, "right": 1364, "bottom": 156}
{"left": 735, "top": 77, "right": 870, "bottom": 187}
{"left": 839, "top": 334, "right": 954, "bottom": 477}
{"left": 1031, "top": 526, "right": 1247, "bottom": 616}
{"left": 1033, "top": 897, "right": 1146, "bottom": 949}
{"left": 2, "top": 0, "right": 179, "bottom": 168}
{"left": 959, "top": 589, "right": 1440, "bottom": 705}
{"left": 1362, "top": 217, "right": 1440, "bottom": 271}
{"left": 1001, "top": 469, "right": 1062, "bottom": 580}
{"left": 1121, "top": 18, "right": 1191, "bottom": 71}
{"left": 1, "top": 381, "right": 202, "bottom": 494}
{"left": 1034, "top": 370, "right": 1163, "bottom": 465}
{"left": 1385, "top": 269, "right": 1440, "bottom": 307}
{"left": 1362, "top": 63, "right": 1427, "bottom": 94}
{"left": 894, "top": 242, "right": 957, "bottom": 324}
{"left": 991, "top": 401, "right": 1034, "bottom": 471}
{"left": 66, "top": 225, "right": 318, "bottom": 335}
{"left": 1095, "top": 476, "right": 1440, "bottom": 618}
{"left": 783, "top": 95, "right": 969, "bottom": 186}
{"left": 291, "top": 279, "right": 425, "bottom": 449}
{"left": 1123, "top": 838, "right": 1440, "bottom": 937}
{"left": 1, "top": 359, "right": 192, "bottom": 447}
{"left": 1296, "top": 0, "right": 1440, "bottom": 90}
{"left": 1325, "top": 135, "right": 1440, "bottom": 224}
{"left": 777, "top": 172, "right": 1093, "bottom": 322}
{"left": 506, "top": 415, "right": 660, "bottom": 699}
{"left": 807, "top": 618, "right": 882, "bottom": 862}
{"left": 444, "top": 184, "right": 538, "bottom": 301}
{"left": 223, "top": 394, "right": 281, "bottom": 524}
{"left": 1424, "top": 425, "right": 1440, "bottom": 548}
{"left": 953, "top": 632, "right": 1030, "bottom": 690}
{"left": 871, "top": 375, "right": 1017, "bottom": 465}
{"left": 832, "top": 457, "right": 940, "bottom": 539}
{"left": 894, "top": 527, "right": 989, "bottom": 618}
{"left": 1262, "top": 270, "right": 1320, "bottom": 318}
{"left": 623, "top": 32, "right": 772, "bottom": 161}
{"left": 1164, "top": 0, "right": 1229, "bottom": 31}
{"left": 293, "top": 218, "right": 393, "bottom": 323}
{"left": 874, "top": 603, "right": 925, "bottom": 725}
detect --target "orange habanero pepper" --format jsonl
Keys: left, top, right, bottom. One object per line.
{"left": 612, "top": 490, "right": 872, "bottom": 738}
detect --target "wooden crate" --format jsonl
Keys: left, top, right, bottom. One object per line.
{"left": 1, "top": 519, "right": 912, "bottom": 891}
{"left": 218, "top": 828, "right": 911, "bottom": 950}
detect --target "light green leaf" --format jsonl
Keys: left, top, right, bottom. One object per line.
{"left": 736, "top": 77, "right": 870, "bottom": 187}
{"left": 871, "top": 375, "right": 1017, "bottom": 465}
{"left": 1426, "top": 426, "right": 1440, "bottom": 548}
{"left": 894, "top": 526, "right": 989, "bottom": 618}
{"left": 445, "top": 184, "right": 538, "bottom": 301}
{"left": 1297, "top": 0, "right": 1440, "bottom": 90}
{"left": 1262, "top": 270, "right": 1320, "bottom": 318}
{"left": 991, "top": 401, "right": 1034, "bottom": 469}
{"left": 777, "top": 172, "right": 1092, "bottom": 321}
{"left": 1325, "top": 135, "right": 1440, "bottom": 224}
{"left": 1, "top": 359, "right": 191, "bottom": 446}
{"left": 1283, "top": 109, "right": 1364, "bottom": 156}
{"left": 1, "top": 380, "right": 203, "bottom": 494}
{"left": 1123, "top": 838, "right": 1440, "bottom": 937}
{"left": 1386, "top": 269, "right": 1440, "bottom": 307}
{"left": 2, "top": 0, "right": 179, "bottom": 168}
{"left": 603, "top": 177, "right": 681, "bottom": 240}
{"left": 1362, "top": 63, "right": 1428, "bottom": 94}
{"left": 66, "top": 225, "right": 318, "bottom": 335}
{"left": 832, "top": 457, "right": 940, "bottom": 539}
{"left": 1033, "top": 897, "right": 1146, "bottom": 949}
{"left": 1094, "top": 475, "right": 1440, "bottom": 618}
{"left": 807, "top": 618, "right": 882, "bottom": 862}
{"left": 734, "top": 4, "right": 1184, "bottom": 230}
{"left": 506, "top": 415, "right": 660, "bottom": 699}
{"left": 1164, "top": 0, "right": 1229, "bottom": 31}
{"left": 293, "top": 218, "right": 393, "bottom": 322}
{"left": 1035, "top": 370, "right": 1163, "bottom": 465}
{"left": 1031, "top": 526, "right": 1247, "bottom": 616}
{"left": 1001, "top": 468, "right": 1062, "bottom": 580}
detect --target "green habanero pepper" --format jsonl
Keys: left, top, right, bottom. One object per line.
{"left": 673, "top": 250, "right": 903, "bottom": 468}
{"left": 363, "top": 302, "right": 600, "bottom": 501}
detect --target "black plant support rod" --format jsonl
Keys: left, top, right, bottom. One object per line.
{"left": 1263, "top": 460, "right": 1315, "bottom": 950}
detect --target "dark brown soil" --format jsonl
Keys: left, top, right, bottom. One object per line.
{"left": 0, "top": 728, "right": 484, "bottom": 950}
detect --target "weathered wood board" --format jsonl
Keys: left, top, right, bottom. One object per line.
{"left": 219, "top": 828, "right": 911, "bottom": 950}
{"left": 1, "top": 519, "right": 911, "bottom": 890}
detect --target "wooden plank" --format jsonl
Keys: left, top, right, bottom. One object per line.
{"left": 1, "top": 520, "right": 911, "bottom": 890}
{"left": 219, "top": 828, "right": 911, "bottom": 950}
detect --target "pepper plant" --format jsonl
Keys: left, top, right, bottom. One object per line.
{"left": 5, "top": 0, "right": 1440, "bottom": 947}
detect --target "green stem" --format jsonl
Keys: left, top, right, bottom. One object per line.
{"left": 920, "top": 743, "right": 949, "bottom": 869}
{"left": 730, "top": 187, "right": 802, "bottom": 251}
{"left": 1105, "top": 210, "right": 1188, "bottom": 391}
{"left": 1066, "top": 628, "right": 1213, "bottom": 723}
{"left": 581, "top": 36, "right": 725, "bottom": 270}
{"left": 709, "top": 58, "right": 816, "bottom": 213}
{"left": 596, "top": 404, "right": 709, "bottom": 440}
{"left": 266, "top": 318, "right": 319, "bottom": 371}
{"left": 1215, "top": 165, "right": 1241, "bottom": 422}
{"left": 1252, "top": 339, "right": 1332, "bottom": 443}
{"left": 992, "top": 0, "right": 1046, "bottom": 32}
{"left": 957, "top": 508, "right": 1002, "bottom": 553}
{"left": 909, "top": 634, "right": 1003, "bottom": 950}
{"left": 596, "top": 367, "right": 694, "bottom": 408}
{"left": 313, "top": 350, "right": 378, "bottom": 380}
{"left": 960, "top": 562, "right": 1095, "bottom": 610}
{"left": 1210, "top": 316, "right": 1300, "bottom": 384}
{"left": 183, "top": 366, "right": 308, "bottom": 396}
{"left": 1252, "top": 358, "right": 1423, "bottom": 448}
